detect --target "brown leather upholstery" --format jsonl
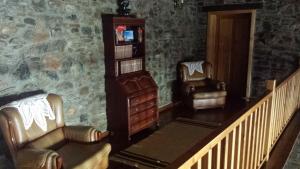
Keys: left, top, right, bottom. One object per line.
{"left": 0, "top": 94, "right": 111, "bottom": 169}
{"left": 180, "top": 62, "right": 227, "bottom": 110}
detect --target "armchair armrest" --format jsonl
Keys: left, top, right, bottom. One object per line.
{"left": 207, "top": 79, "right": 226, "bottom": 90}
{"left": 63, "top": 126, "right": 109, "bottom": 143}
{"left": 16, "top": 148, "right": 62, "bottom": 169}
{"left": 181, "top": 81, "right": 208, "bottom": 95}
{"left": 181, "top": 82, "right": 196, "bottom": 95}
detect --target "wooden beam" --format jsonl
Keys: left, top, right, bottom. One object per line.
{"left": 246, "top": 10, "right": 257, "bottom": 99}
{"left": 215, "top": 0, "right": 224, "bottom": 4}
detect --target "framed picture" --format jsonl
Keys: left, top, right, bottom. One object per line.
{"left": 115, "top": 25, "right": 126, "bottom": 42}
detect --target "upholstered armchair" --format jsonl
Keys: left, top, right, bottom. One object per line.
{"left": 0, "top": 94, "right": 111, "bottom": 169}
{"left": 179, "top": 61, "right": 227, "bottom": 110}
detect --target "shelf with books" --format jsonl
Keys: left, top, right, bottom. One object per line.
{"left": 114, "top": 44, "right": 143, "bottom": 59}
{"left": 115, "top": 58, "right": 143, "bottom": 76}
{"left": 114, "top": 44, "right": 133, "bottom": 59}
{"left": 103, "top": 15, "right": 145, "bottom": 78}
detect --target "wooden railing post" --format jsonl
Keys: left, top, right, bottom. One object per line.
{"left": 265, "top": 80, "right": 276, "bottom": 161}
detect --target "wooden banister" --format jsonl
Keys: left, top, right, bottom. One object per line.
{"left": 169, "top": 68, "right": 300, "bottom": 169}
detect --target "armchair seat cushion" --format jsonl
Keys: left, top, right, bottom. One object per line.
{"left": 57, "top": 142, "right": 111, "bottom": 169}
{"left": 192, "top": 88, "right": 227, "bottom": 99}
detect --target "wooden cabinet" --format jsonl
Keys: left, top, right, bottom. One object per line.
{"left": 102, "top": 15, "right": 159, "bottom": 140}
{"left": 206, "top": 9, "right": 257, "bottom": 99}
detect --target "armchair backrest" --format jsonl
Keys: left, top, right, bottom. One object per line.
{"left": 180, "top": 61, "right": 212, "bottom": 82}
{"left": 0, "top": 94, "right": 65, "bottom": 162}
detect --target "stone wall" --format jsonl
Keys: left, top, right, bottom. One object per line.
{"left": 0, "top": 0, "right": 205, "bottom": 129}
{"left": 252, "top": 0, "right": 300, "bottom": 96}
{"left": 0, "top": 0, "right": 119, "bottom": 129}
{"left": 131, "top": 0, "right": 206, "bottom": 105}
{"left": 0, "top": 0, "right": 206, "bottom": 167}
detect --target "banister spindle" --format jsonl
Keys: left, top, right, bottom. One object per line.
{"left": 265, "top": 80, "right": 276, "bottom": 161}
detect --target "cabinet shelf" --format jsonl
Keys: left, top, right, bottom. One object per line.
{"left": 115, "top": 42, "right": 139, "bottom": 46}
{"left": 115, "top": 56, "right": 143, "bottom": 62}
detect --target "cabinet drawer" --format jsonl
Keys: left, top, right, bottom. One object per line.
{"left": 130, "top": 92, "right": 156, "bottom": 106}
{"left": 130, "top": 117, "right": 156, "bottom": 135}
{"left": 130, "top": 100, "right": 156, "bottom": 115}
{"left": 130, "top": 107, "right": 157, "bottom": 125}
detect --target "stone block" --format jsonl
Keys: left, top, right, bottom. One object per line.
{"left": 13, "top": 62, "right": 30, "bottom": 80}
{"left": 32, "top": 0, "right": 46, "bottom": 12}
{"left": 24, "top": 18, "right": 36, "bottom": 25}
{"left": 81, "top": 26, "right": 92, "bottom": 36}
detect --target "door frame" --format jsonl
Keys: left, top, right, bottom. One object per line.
{"left": 206, "top": 9, "right": 256, "bottom": 99}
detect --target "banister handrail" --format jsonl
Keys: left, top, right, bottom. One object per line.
{"left": 168, "top": 66, "right": 300, "bottom": 169}
{"left": 167, "top": 91, "right": 273, "bottom": 169}
{"left": 276, "top": 67, "right": 300, "bottom": 89}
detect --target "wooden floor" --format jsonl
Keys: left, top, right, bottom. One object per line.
{"left": 109, "top": 97, "right": 300, "bottom": 169}
{"left": 108, "top": 98, "right": 250, "bottom": 168}
{"left": 177, "top": 98, "right": 249, "bottom": 127}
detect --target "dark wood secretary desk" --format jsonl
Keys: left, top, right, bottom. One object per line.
{"left": 102, "top": 14, "right": 159, "bottom": 140}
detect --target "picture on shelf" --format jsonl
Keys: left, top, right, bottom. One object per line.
{"left": 116, "top": 25, "right": 126, "bottom": 42}
{"left": 124, "top": 30, "right": 134, "bottom": 42}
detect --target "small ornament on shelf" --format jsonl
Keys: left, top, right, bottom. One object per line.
{"left": 138, "top": 27, "right": 143, "bottom": 43}
{"left": 117, "top": 0, "right": 131, "bottom": 16}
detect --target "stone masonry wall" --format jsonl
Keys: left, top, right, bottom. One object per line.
{"left": 0, "top": 0, "right": 206, "bottom": 167}
{"left": 252, "top": 0, "right": 300, "bottom": 96}
{"left": 0, "top": 0, "right": 119, "bottom": 129}
{"left": 0, "top": 1, "right": 117, "bottom": 167}
{"left": 131, "top": 0, "right": 206, "bottom": 105}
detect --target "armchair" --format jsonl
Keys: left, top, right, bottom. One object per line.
{"left": 179, "top": 61, "right": 227, "bottom": 110}
{"left": 0, "top": 94, "right": 111, "bottom": 169}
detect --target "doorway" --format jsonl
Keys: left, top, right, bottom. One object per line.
{"left": 207, "top": 10, "right": 256, "bottom": 99}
